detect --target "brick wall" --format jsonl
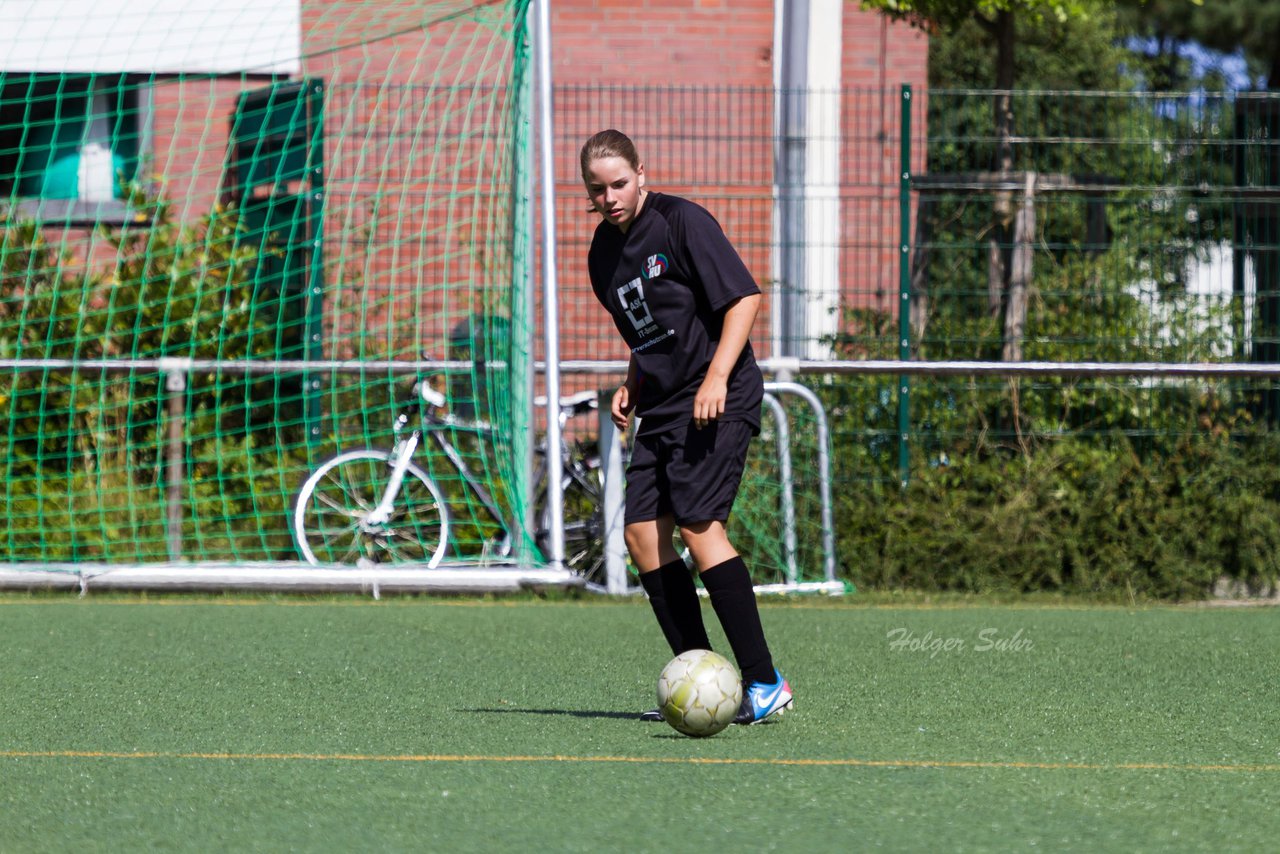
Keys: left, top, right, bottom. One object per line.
{"left": 37, "top": 2, "right": 927, "bottom": 370}
{"left": 840, "top": 13, "right": 928, "bottom": 331}
{"left": 551, "top": 2, "right": 928, "bottom": 363}
{"left": 550, "top": 1, "right": 777, "bottom": 86}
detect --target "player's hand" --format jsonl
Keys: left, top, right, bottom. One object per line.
{"left": 692, "top": 377, "right": 727, "bottom": 429}
{"left": 611, "top": 384, "right": 635, "bottom": 431}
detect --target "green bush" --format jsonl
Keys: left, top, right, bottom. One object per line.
{"left": 833, "top": 428, "right": 1280, "bottom": 599}
{"left": 817, "top": 361, "right": 1280, "bottom": 600}
{"left": 1, "top": 189, "right": 310, "bottom": 561}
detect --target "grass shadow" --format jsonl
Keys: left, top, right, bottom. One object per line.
{"left": 464, "top": 707, "right": 639, "bottom": 720}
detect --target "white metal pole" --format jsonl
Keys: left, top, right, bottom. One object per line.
{"left": 599, "top": 402, "right": 628, "bottom": 593}
{"left": 534, "top": 0, "right": 565, "bottom": 568}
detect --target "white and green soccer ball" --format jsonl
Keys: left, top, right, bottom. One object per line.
{"left": 656, "top": 649, "right": 743, "bottom": 737}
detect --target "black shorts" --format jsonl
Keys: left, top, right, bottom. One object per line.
{"left": 624, "top": 420, "right": 753, "bottom": 526}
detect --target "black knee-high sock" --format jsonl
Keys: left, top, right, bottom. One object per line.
{"left": 700, "top": 556, "right": 775, "bottom": 684}
{"left": 639, "top": 558, "right": 711, "bottom": 655}
{"left": 660, "top": 558, "right": 711, "bottom": 652}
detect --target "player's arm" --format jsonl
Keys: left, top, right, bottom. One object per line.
{"left": 693, "top": 293, "right": 761, "bottom": 429}
{"left": 612, "top": 355, "right": 642, "bottom": 431}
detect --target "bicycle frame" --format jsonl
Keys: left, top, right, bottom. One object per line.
{"left": 312, "top": 381, "right": 600, "bottom": 568}
{"left": 362, "top": 415, "right": 422, "bottom": 529}
{"left": 375, "top": 399, "right": 516, "bottom": 558}
{"left": 411, "top": 385, "right": 601, "bottom": 558}
{"left": 422, "top": 420, "right": 514, "bottom": 557}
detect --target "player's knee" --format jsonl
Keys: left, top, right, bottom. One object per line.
{"left": 677, "top": 519, "right": 723, "bottom": 545}
{"left": 624, "top": 523, "right": 652, "bottom": 556}
{"left": 679, "top": 521, "right": 735, "bottom": 567}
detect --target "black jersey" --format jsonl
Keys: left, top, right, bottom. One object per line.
{"left": 587, "top": 192, "right": 763, "bottom": 435}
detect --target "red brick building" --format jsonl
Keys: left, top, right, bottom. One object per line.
{"left": 3, "top": 1, "right": 926, "bottom": 366}
{"left": 546, "top": 1, "right": 928, "bottom": 362}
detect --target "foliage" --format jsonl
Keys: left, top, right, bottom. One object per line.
{"left": 823, "top": 197, "right": 1272, "bottom": 599}
{"left": 1115, "top": 0, "right": 1280, "bottom": 90}
{"left": 916, "top": 6, "right": 1244, "bottom": 352}
{"left": 861, "top": 0, "right": 1110, "bottom": 97}
{"left": 859, "top": 0, "right": 1099, "bottom": 31}
{"left": 0, "top": 186, "right": 309, "bottom": 560}
{"left": 835, "top": 429, "right": 1280, "bottom": 599}
{"left": 926, "top": 3, "right": 1132, "bottom": 89}
{"left": 821, "top": 367, "right": 1280, "bottom": 598}
{"left": 827, "top": 8, "right": 1276, "bottom": 597}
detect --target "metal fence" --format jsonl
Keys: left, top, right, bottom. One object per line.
{"left": 551, "top": 86, "right": 1280, "bottom": 484}
{"left": 551, "top": 84, "right": 905, "bottom": 366}
{"left": 553, "top": 85, "right": 1280, "bottom": 357}
{"left": 6, "top": 84, "right": 1280, "bottom": 587}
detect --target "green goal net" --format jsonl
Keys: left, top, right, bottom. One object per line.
{"left": 0, "top": 1, "right": 538, "bottom": 567}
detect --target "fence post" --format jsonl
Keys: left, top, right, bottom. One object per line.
{"left": 898, "top": 83, "right": 913, "bottom": 488}
{"left": 304, "top": 79, "right": 326, "bottom": 449}
{"left": 761, "top": 393, "right": 798, "bottom": 585}
{"left": 599, "top": 391, "right": 629, "bottom": 594}
{"left": 162, "top": 360, "right": 188, "bottom": 562}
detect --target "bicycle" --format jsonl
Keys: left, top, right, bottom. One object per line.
{"left": 291, "top": 381, "right": 607, "bottom": 583}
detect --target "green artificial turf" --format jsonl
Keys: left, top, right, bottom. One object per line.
{"left": 1, "top": 595, "right": 1278, "bottom": 851}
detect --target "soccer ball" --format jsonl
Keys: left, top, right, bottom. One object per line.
{"left": 656, "top": 649, "right": 743, "bottom": 737}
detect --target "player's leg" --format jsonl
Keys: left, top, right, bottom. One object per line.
{"left": 626, "top": 515, "right": 712, "bottom": 656}
{"left": 679, "top": 522, "right": 776, "bottom": 669}
{"left": 623, "top": 514, "right": 681, "bottom": 572}
{"left": 672, "top": 421, "right": 792, "bottom": 724}
{"left": 625, "top": 434, "right": 713, "bottom": 692}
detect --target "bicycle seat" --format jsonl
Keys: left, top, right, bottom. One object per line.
{"left": 415, "top": 382, "right": 448, "bottom": 409}
{"left": 560, "top": 390, "right": 599, "bottom": 415}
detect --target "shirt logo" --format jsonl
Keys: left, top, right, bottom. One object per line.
{"left": 642, "top": 253, "right": 668, "bottom": 280}
{"left": 616, "top": 277, "right": 655, "bottom": 332}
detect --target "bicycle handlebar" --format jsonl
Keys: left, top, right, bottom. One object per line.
{"left": 410, "top": 381, "right": 598, "bottom": 430}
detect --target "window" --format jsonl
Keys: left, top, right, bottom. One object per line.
{"left": 0, "top": 73, "right": 143, "bottom": 223}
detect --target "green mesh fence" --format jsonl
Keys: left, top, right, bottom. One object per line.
{"left": 550, "top": 87, "right": 1280, "bottom": 592}
{"left": 735, "top": 386, "right": 835, "bottom": 589}
{"left": 14, "top": 68, "right": 1280, "bottom": 590}
{"left": 1, "top": 1, "right": 535, "bottom": 566}
{"left": 880, "top": 89, "right": 1280, "bottom": 473}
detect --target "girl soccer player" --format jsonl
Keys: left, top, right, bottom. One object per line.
{"left": 579, "top": 129, "right": 792, "bottom": 725}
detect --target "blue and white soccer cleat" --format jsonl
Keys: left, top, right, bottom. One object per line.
{"left": 732, "top": 669, "right": 793, "bottom": 725}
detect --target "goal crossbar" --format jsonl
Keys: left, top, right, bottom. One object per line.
{"left": 8, "top": 357, "right": 1279, "bottom": 379}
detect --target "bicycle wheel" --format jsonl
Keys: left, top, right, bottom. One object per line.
{"left": 537, "top": 460, "right": 606, "bottom": 585}
{"left": 293, "top": 449, "right": 450, "bottom": 568}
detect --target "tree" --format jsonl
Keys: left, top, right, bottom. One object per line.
{"left": 861, "top": 2, "right": 1099, "bottom": 83}
{"left": 859, "top": 1, "right": 1104, "bottom": 170}
{"left": 1116, "top": 0, "right": 1280, "bottom": 91}
{"left": 862, "top": 1, "right": 1108, "bottom": 358}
